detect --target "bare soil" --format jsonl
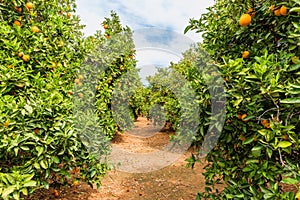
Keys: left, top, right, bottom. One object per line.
{"left": 28, "top": 117, "right": 222, "bottom": 200}
{"left": 28, "top": 117, "right": 298, "bottom": 199}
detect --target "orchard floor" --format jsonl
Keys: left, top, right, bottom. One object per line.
{"left": 28, "top": 117, "right": 224, "bottom": 200}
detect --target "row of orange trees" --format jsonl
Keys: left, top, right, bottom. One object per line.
{"left": 143, "top": 0, "right": 299, "bottom": 199}
{"left": 0, "top": 0, "right": 139, "bottom": 199}
{"left": 181, "top": 0, "right": 300, "bottom": 199}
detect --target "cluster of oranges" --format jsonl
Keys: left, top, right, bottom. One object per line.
{"left": 13, "top": 2, "right": 40, "bottom": 63}
{"left": 239, "top": 5, "right": 288, "bottom": 59}
{"left": 237, "top": 113, "right": 248, "bottom": 122}
{"left": 271, "top": 5, "right": 288, "bottom": 16}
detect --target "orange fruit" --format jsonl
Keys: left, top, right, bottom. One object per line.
{"left": 18, "top": 52, "right": 24, "bottom": 58}
{"left": 242, "top": 51, "right": 250, "bottom": 58}
{"left": 67, "top": 12, "right": 71, "bottom": 18}
{"left": 103, "top": 24, "right": 108, "bottom": 29}
{"left": 239, "top": 14, "right": 251, "bottom": 26}
{"left": 237, "top": 114, "right": 242, "bottom": 119}
{"left": 105, "top": 34, "right": 110, "bottom": 39}
{"left": 3, "top": 121, "right": 9, "bottom": 128}
{"left": 31, "top": 25, "right": 40, "bottom": 33}
{"left": 22, "top": 55, "right": 30, "bottom": 62}
{"left": 73, "top": 180, "right": 79, "bottom": 186}
{"left": 74, "top": 79, "right": 80, "bottom": 84}
{"left": 14, "top": 20, "right": 21, "bottom": 26}
{"left": 241, "top": 114, "right": 247, "bottom": 120}
{"left": 280, "top": 6, "right": 287, "bottom": 16}
{"left": 274, "top": 9, "right": 281, "bottom": 16}
{"left": 120, "top": 65, "right": 125, "bottom": 71}
{"left": 53, "top": 189, "right": 59, "bottom": 197}
{"left": 14, "top": 6, "right": 22, "bottom": 12}
{"left": 78, "top": 93, "right": 84, "bottom": 98}
{"left": 67, "top": 90, "right": 73, "bottom": 95}
{"left": 25, "top": 2, "right": 33, "bottom": 10}
{"left": 283, "top": 134, "right": 289, "bottom": 141}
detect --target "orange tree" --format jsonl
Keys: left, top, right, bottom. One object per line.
{"left": 146, "top": 68, "right": 181, "bottom": 129}
{"left": 0, "top": 2, "right": 139, "bottom": 199}
{"left": 79, "top": 11, "right": 140, "bottom": 134}
{"left": 182, "top": 0, "right": 300, "bottom": 199}
{"left": 129, "top": 86, "right": 152, "bottom": 120}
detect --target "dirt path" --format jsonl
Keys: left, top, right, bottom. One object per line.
{"left": 30, "top": 117, "right": 223, "bottom": 200}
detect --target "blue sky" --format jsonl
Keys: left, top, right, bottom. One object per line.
{"left": 75, "top": 0, "right": 215, "bottom": 84}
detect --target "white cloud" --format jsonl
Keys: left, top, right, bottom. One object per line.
{"left": 76, "top": 0, "right": 214, "bottom": 41}
{"left": 75, "top": 0, "right": 215, "bottom": 84}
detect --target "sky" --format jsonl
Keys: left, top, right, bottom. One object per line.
{"left": 76, "top": 0, "right": 215, "bottom": 84}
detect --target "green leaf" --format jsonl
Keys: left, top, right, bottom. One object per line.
{"left": 2, "top": 186, "right": 15, "bottom": 198}
{"left": 24, "top": 104, "right": 33, "bottom": 114}
{"left": 40, "top": 160, "right": 48, "bottom": 169}
{"left": 23, "top": 180, "right": 36, "bottom": 187}
{"left": 280, "top": 98, "right": 300, "bottom": 104}
{"left": 20, "top": 146, "right": 30, "bottom": 151}
{"left": 243, "top": 137, "right": 254, "bottom": 145}
{"left": 52, "top": 156, "right": 60, "bottom": 164}
{"left": 281, "top": 177, "right": 298, "bottom": 185}
{"left": 289, "top": 7, "right": 300, "bottom": 13}
{"left": 33, "top": 162, "right": 40, "bottom": 169}
{"left": 277, "top": 141, "right": 292, "bottom": 148}
{"left": 35, "top": 146, "right": 44, "bottom": 157}
{"left": 21, "top": 188, "right": 28, "bottom": 196}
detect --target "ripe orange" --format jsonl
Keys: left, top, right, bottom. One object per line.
{"left": 239, "top": 14, "right": 251, "bottom": 26}
{"left": 18, "top": 52, "right": 24, "bottom": 58}
{"left": 34, "top": 128, "right": 39, "bottom": 134}
{"left": 67, "top": 90, "right": 73, "bottom": 95}
{"left": 74, "top": 79, "right": 80, "bottom": 84}
{"left": 73, "top": 180, "right": 79, "bottom": 186}
{"left": 14, "top": 6, "right": 22, "bottom": 12}
{"left": 241, "top": 114, "right": 247, "bottom": 120}
{"left": 105, "top": 34, "right": 110, "bottom": 39}
{"left": 242, "top": 51, "right": 250, "bottom": 58}
{"left": 14, "top": 20, "right": 21, "bottom": 26}
{"left": 31, "top": 25, "right": 40, "bottom": 33}
{"left": 25, "top": 2, "right": 33, "bottom": 10}
{"left": 67, "top": 12, "right": 71, "bottom": 18}
{"left": 22, "top": 55, "right": 30, "bottom": 62}
{"left": 274, "top": 9, "right": 281, "bottom": 16}
{"left": 78, "top": 93, "right": 84, "bottom": 98}
{"left": 280, "top": 6, "right": 287, "bottom": 16}
{"left": 53, "top": 189, "right": 59, "bottom": 197}
{"left": 3, "top": 121, "right": 9, "bottom": 128}
{"left": 103, "top": 24, "right": 108, "bottom": 29}
{"left": 237, "top": 113, "right": 242, "bottom": 119}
